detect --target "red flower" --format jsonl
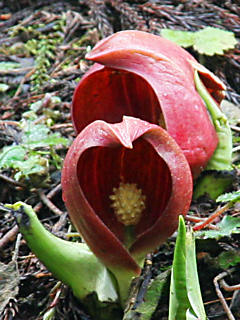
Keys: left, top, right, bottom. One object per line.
{"left": 72, "top": 30, "right": 225, "bottom": 177}
{"left": 61, "top": 116, "right": 192, "bottom": 285}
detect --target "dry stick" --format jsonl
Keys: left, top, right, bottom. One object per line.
{"left": 0, "top": 120, "right": 20, "bottom": 126}
{"left": 232, "top": 145, "right": 240, "bottom": 153}
{"left": 230, "top": 124, "right": 240, "bottom": 132}
{"left": 0, "top": 225, "right": 19, "bottom": 249}
{"left": 185, "top": 214, "right": 218, "bottom": 229}
{"left": 50, "top": 123, "right": 73, "bottom": 130}
{"left": 220, "top": 280, "right": 240, "bottom": 292}
{"left": 124, "top": 254, "right": 153, "bottom": 314}
{"left": 34, "top": 184, "right": 62, "bottom": 212}
{"left": 37, "top": 191, "right": 64, "bottom": 216}
{"left": 14, "top": 68, "right": 36, "bottom": 98}
{"left": 0, "top": 173, "right": 26, "bottom": 188}
{"left": 193, "top": 203, "right": 231, "bottom": 231}
{"left": 213, "top": 271, "right": 235, "bottom": 320}
{"left": 204, "top": 297, "right": 232, "bottom": 306}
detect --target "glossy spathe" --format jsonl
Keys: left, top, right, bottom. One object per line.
{"left": 72, "top": 30, "right": 225, "bottom": 177}
{"left": 61, "top": 116, "right": 193, "bottom": 277}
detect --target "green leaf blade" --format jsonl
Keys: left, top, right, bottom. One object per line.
{"left": 169, "top": 216, "right": 189, "bottom": 320}
{"left": 0, "top": 146, "right": 26, "bottom": 169}
{"left": 186, "top": 231, "right": 206, "bottom": 319}
{"left": 161, "top": 29, "right": 195, "bottom": 48}
{"left": 169, "top": 217, "right": 207, "bottom": 320}
{"left": 193, "top": 27, "right": 237, "bottom": 56}
{"left": 135, "top": 270, "right": 170, "bottom": 320}
{"left": 217, "top": 250, "right": 240, "bottom": 269}
{"left": 217, "top": 190, "right": 240, "bottom": 203}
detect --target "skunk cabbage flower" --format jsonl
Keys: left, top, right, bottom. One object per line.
{"left": 72, "top": 30, "right": 225, "bottom": 177}
{"left": 62, "top": 116, "right": 192, "bottom": 302}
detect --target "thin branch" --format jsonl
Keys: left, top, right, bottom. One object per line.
{"left": 0, "top": 225, "right": 19, "bottom": 249}
{"left": 0, "top": 173, "right": 26, "bottom": 188}
{"left": 193, "top": 203, "right": 231, "bottom": 231}
{"left": 33, "top": 184, "right": 62, "bottom": 212}
{"left": 213, "top": 271, "right": 236, "bottom": 320}
{"left": 220, "top": 280, "right": 240, "bottom": 292}
{"left": 185, "top": 214, "right": 218, "bottom": 229}
{"left": 38, "top": 189, "right": 64, "bottom": 216}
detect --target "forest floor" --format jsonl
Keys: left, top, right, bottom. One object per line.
{"left": 0, "top": 1, "right": 240, "bottom": 319}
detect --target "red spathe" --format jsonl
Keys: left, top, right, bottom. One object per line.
{"left": 62, "top": 116, "right": 193, "bottom": 273}
{"left": 72, "top": 30, "right": 225, "bottom": 177}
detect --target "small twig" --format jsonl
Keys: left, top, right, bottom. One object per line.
{"left": 204, "top": 297, "right": 232, "bottom": 305}
{"left": 124, "top": 254, "right": 153, "bottom": 314}
{"left": 0, "top": 173, "right": 26, "bottom": 188}
{"left": 213, "top": 270, "right": 236, "bottom": 320}
{"left": 42, "top": 281, "right": 62, "bottom": 320}
{"left": 185, "top": 214, "right": 218, "bottom": 229}
{"left": 38, "top": 190, "right": 64, "bottom": 216}
{"left": 0, "top": 67, "right": 33, "bottom": 75}
{"left": 13, "top": 68, "right": 36, "bottom": 98}
{"left": 0, "top": 120, "right": 20, "bottom": 127}
{"left": 135, "top": 254, "right": 153, "bottom": 307}
{"left": 232, "top": 145, "right": 240, "bottom": 153}
{"left": 230, "top": 124, "right": 240, "bottom": 132}
{"left": 34, "top": 184, "right": 62, "bottom": 212}
{"left": 0, "top": 225, "right": 19, "bottom": 250}
{"left": 193, "top": 203, "right": 231, "bottom": 231}
{"left": 12, "top": 233, "right": 22, "bottom": 262}
{"left": 65, "top": 232, "right": 81, "bottom": 238}
{"left": 52, "top": 212, "right": 68, "bottom": 233}
{"left": 220, "top": 280, "right": 240, "bottom": 292}
{"left": 50, "top": 123, "right": 73, "bottom": 130}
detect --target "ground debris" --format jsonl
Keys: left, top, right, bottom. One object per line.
{"left": 0, "top": 1, "right": 240, "bottom": 319}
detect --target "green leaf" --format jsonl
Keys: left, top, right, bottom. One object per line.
{"left": 217, "top": 250, "right": 240, "bottom": 269}
{"left": 185, "top": 230, "right": 206, "bottom": 319}
{"left": 21, "top": 122, "right": 68, "bottom": 148}
{"left": 193, "top": 27, "right": 237, "bottom": 56}
{"left": 0, "top": 145, "right": 26, "bottom": 168}
{"left": 217, "top": 190, "right": 240, "bottom": 204}
{"left": 193, "top": 170, "right": 235, "bottom": 201}
{"left": 169, "top": 216, "right": 189, "bottom": 320}
{"left": 12, "top": 155, "right": 48, "bottom": 180}
{"left": 21, "top": 122, "right": 49, "bottom": 144}
{"left": 161, "top": 29, "right": 195, "bottom": 48}
{"left": 25, "top": 134, "right": 68, "bottom": 148}
{"left": 133, "top": 270, "right": 170, "bottom": 320}
{"left": 0, "top": 114, "right": 68, "bottom": 185}
{"left": 161, "top": 27, "right": 237, "bottom": 56}
{"left": 195, "top": 215, "right": 240, "bottom": 239}
{"left": 169, "top": 216, "right": 207, "bottom": 320}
